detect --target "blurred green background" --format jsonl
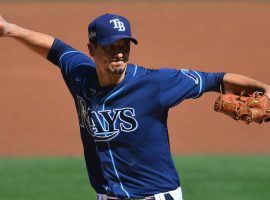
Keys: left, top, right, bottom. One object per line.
{"left": 1, "top": 156, "right": 270, "bottom": 200}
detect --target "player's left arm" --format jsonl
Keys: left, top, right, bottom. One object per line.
{"left": 223, "top": 73, "right": 270, "bottom": 99}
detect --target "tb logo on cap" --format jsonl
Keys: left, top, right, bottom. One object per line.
{"left": 110, "top": 19, "right": 125, "bottom": 31}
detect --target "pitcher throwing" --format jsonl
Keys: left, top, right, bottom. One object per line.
{"left": 1, "top": 14, "right": 269, "bottom": 200}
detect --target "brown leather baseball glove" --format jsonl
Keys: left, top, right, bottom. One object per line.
{"left": 214, "top": 92, "right": 270, "bottom": 124}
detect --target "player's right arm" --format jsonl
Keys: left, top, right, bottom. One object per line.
{"left": 0, "top": 15, "right": 54, "bottom": 57}
{"left": 0, "top": 15, "right": 94, "bottom": 72}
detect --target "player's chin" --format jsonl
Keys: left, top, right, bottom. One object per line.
{"left": 109, "top": 62, "right": 126, "bottom": 74}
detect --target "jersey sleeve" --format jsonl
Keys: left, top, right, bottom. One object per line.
{"left": 159, "top": 68, "right": 225, "bottom": 109}
{"left": 47, "top": 38, "right": 95, "bottom": 76}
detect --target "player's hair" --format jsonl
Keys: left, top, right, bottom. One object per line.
{"left": 89, "top": 39, "right": 97, "bottom": 47}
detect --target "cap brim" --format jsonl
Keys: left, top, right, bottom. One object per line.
{"left": 97, "top": 35, "right": 138, "bottom": 46}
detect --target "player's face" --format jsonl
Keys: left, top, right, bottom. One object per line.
{"left": 89, "top": 39, "right": 130, "bottom": 75}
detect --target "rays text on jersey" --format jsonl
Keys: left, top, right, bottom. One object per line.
{"left": 77, "top": 96, "right": 138, "bottom": 141}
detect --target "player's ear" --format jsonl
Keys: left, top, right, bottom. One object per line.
{"left": 87, "top": 43, "right": 95, "bottom": 57}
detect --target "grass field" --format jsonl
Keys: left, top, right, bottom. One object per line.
{"left": 1, "top": 0, "right": 270, "bottom": 2}
{"left": 0, "top": 156, "right": 270, "bottom": 200}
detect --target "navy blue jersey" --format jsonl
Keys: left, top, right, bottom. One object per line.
{"left": 47, "top": 39, "right": 225, "bottom": 199}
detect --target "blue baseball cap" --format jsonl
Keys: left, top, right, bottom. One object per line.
{"left": 88, "top": 14, "right": 138, "bottom": 46}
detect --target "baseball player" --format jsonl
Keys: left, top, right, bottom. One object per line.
{"left": 0, "top": 14, "right": 269, "bottom": 200}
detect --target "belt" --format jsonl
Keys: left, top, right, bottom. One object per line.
{"left": 97, "top": 186, "right": 183, "bottom": 200}
{"left": 97, "top": 194, "right": 155, "bottom": 200}
{"left": 99, "top": 197, "right": 154, "bottom": 200}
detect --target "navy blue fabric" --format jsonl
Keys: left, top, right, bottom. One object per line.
{"left": 47, "top": 39, "right": 225, "bottom": 199}
{"left": 159, "top": 68, "right": 224, "bottom": 109}
{"left": 164, "top": 193, "right": 174, "bottom": 200}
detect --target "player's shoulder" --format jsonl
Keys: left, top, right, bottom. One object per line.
{"left": 130, "top": 64, "right": 161, "bottom": 78}
{"left": 157, "top": 67, "right": 201, "bottom": 80}
{"left": 132, "top": 65, "right": 183, "bottom": 78}
{"left": 48, "top": 38, "right": 96, "bottom": 73}
{"left": 132, "top": 65, "right": 205, "bottom": 88}
{"left": 70, "top": 61, "right": 96, "bottom": 79}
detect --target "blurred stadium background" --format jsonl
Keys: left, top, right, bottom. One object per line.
{"left": 0, "top": 1, "right": 269, "bottom": 199}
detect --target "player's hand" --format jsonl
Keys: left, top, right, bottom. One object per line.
{"left": 0, "top": 15, "right": 10, "bottom": 37}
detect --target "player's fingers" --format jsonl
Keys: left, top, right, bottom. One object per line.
{"left": 0, "top": 15, "right": 8, "bottom": 37}
{"left": 0, "top": 15, "right": 6, "bottom": 24}
{"left": 0, "top": 15, "right": 5, "bottom": 35}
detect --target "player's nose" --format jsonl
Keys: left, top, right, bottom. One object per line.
{"left": 114, "top": 53, "right": 124, "bottom": 60}
{"left": 116, "top": 52, "right": 123, "bottom": 58}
